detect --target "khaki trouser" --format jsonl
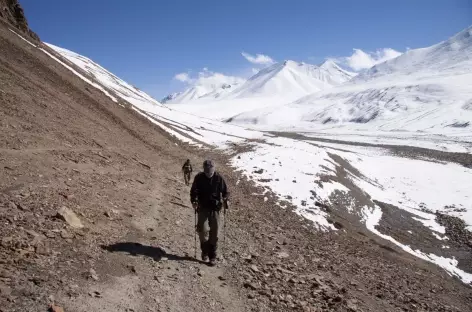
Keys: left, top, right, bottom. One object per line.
{"left": 183, "top": 172, "right": 191, "bottom": 185}
{"left": 197, "top": 208, "right": 220, "bottom": 257}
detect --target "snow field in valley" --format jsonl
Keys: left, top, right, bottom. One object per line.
{"left": 230, "top": 137, "right": 349, "bottom": 230}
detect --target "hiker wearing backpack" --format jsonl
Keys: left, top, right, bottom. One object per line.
{"left": 182, "top": 159, "right": 193, "bottom": 186}
{"left": 190, "top": 160, "right": 229, "bottom": 266}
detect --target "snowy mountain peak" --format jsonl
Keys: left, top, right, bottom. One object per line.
{"left": 162, "top": 81, "right": 243, "bottom": 104}
{"left": 282, "top": 60, "right": 301, "bottom": 67}
{"left": 319, "top": 59, "right": 341, "bottom": 70}
{"left": 319, "top": 59, "right": 357, "bottom": 79}
{"left": 211, "top": 61, "right": 352, "bottom": 105}
{"left": 449, "top": 25, "right": 472, "bottom": 45}
{"left": 357, "top": 25, "right": 472, "bottom": 81}
{"left": 161, "top": 92, "right": 181, "bottom": 103}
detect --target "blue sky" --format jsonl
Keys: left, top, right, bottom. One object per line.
{"left": 21, "top": 0, "right": 471, "bottom": 99}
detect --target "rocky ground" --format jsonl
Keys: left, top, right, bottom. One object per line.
{"left": 1, "top": 9, "right": 472, "bottom": 312}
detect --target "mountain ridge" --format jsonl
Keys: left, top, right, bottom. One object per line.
{"left": 224, "top": 26, "right": 472, "bottom": 132}
{"left": 164, "top": 59, "right": 356, "bottom": 104}
{"left": 161, "top": 81, "right": 241, "bottom": 104}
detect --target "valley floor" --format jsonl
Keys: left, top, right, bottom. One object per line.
{"left": 1, "top": 22, "right": 472, "bottom": 312}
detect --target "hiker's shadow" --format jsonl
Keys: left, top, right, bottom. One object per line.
{"left": 101, "top": 242, "right": 204, "bottom": 264}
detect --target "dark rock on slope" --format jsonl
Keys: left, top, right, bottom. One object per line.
{"left": 0, "top": 0, "right": 39, "bottom": 41}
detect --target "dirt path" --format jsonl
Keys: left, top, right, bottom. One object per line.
{"left": 59, "top": 172, "right": 247, "bottom": 312}
{"left": 1, "top": 19, "right": 472, "bottom": 312}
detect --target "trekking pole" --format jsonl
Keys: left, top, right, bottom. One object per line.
{"left": 222, "top": 207, "right": 227, "bottom": 258}
{"left": 194, "top": 209, "right": 197, "bottom": 259}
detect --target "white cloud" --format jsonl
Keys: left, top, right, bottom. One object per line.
{"left": 174, "top": 72, "right": 190, "bottom": 82}
{"left": 333, "top": 48, "right": 403, "bottom": 71}
{"left": 195, "top": 70, "right": 245, "bottom": 87}
{"left": 241, "top": 52, "right": 275, "bottom": 65}
{"left": 251, "top": 68, "right": 260, "bottom": 75}
{"left": 173, "top": 68, "right": 245, "bottom": 88}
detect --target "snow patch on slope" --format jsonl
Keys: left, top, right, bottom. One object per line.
{"left": 363, "top": 205, "right": 472, "bottom": 284}
{"left": 231, "top": 137, "right": 348, "bottom": 230}
{"left": 9, "top": 28, "right": 36, "bottom": 47}
{"left": 40, "top": 47, "right": 118, "bottom": 103}
{"left": 315, "top": 142, "right": 472, "bottom": 232}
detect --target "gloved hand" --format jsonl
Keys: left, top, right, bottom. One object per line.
{"left": 192, "top": 202, "right": 198, "bottom": 211}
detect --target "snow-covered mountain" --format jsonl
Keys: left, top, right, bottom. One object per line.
{"left": 226, "top": 26, "right": 472, "bottom": 134}
{"left": 162, "top": 82, "right": 241, "bottom": 104}
{"left": 163, "top": 60, "right": 356, "bottom": 106}
{"left": 228, "top": 60, "right": 355, "bottom": 100}
{"left": 357, "top": 26, "right": 472, "bottom": 81}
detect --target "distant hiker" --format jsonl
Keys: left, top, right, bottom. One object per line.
{"left": 182, "top": 159, "right": 193, "bottom": 186}
{"left": 190, "top": 160, "right": 229, "bottom": 266}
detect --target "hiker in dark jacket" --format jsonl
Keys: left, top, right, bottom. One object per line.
{"left": 190, "top": 159, "right": 229, "bottom": 266}
{"left": 182, "top": 159, "right": 193, "bottom": 186}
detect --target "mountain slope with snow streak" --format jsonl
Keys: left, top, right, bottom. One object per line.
{"left": 46, "top": 43, "right": 162, "bottom": 107}
{"left": 44, "top": 43, "right": 260, "bottom": 148}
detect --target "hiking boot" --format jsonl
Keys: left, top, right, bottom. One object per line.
{"left": 207, "top": 244, "right": 217, "bottom": 266}
{"left": 200, "top": 242, "right": 209, "bottom": 262}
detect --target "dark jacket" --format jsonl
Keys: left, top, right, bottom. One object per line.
{"left": 190, "top": 172, "right": 229, "bottom": 210}
{"left": 182, "top": 162, "right": 193, "bottom": 173}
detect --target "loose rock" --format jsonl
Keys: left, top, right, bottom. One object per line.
{"left": 244, "top": 282, "right": 259, "bottom": 290}
{"left": 60, "top": 230, "right": 74, "bottom": 239}
{"left": 89, "top": 268, "right": 99, "bottom": 281}
{"left": 276, "top": 251, "right": 289, "bottom": 258}
{"left": 56, "top": 206, "right": 83, "bottom": 228}
{"left": 89, "top": 291, "right": 102, "bottom": 298}
{"left": 49, "top": 304, "right": 64, "bottom": 312}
